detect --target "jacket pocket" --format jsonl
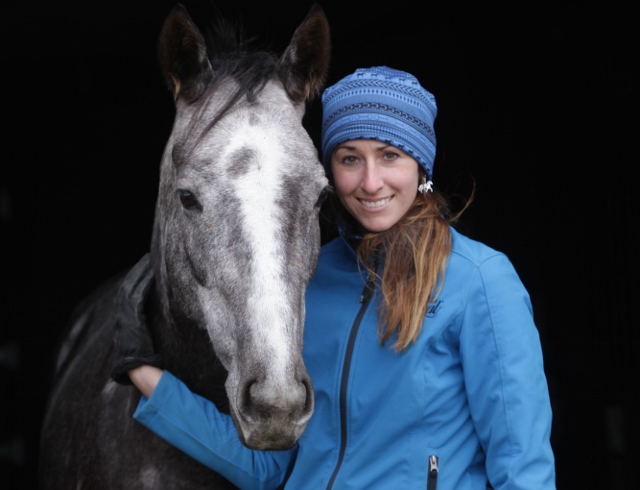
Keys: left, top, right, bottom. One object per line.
{"left": 427, "top": 454, "right": 438, "bottom": 490}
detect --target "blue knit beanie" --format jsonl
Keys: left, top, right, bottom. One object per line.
{"left": 321, "top": 66, "right": 437, "bottom": 179}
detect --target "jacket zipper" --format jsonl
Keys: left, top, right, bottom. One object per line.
{"left": 427, "top": 454, "right": 439, "bottom": 490}
{"left": 325, "top": 276, "right": 375, "bottom": 490}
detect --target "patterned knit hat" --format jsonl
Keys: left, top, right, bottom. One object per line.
{"left": 321, "top": 66, "right": 437, "bottom": 179}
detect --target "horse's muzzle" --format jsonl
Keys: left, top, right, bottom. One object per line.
{"left": 232, "top": 370, "right": 314, "bottom": 450}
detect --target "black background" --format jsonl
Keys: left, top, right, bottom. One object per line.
{"left": 1, "top": 0, "right": 637, "bottom": 488}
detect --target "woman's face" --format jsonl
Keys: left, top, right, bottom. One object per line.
{"left": 330, "top": 139, "right": 420, "bottom": 232}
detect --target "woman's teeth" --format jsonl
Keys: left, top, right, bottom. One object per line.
{"left": 360, "top": 197, "right": 391, "bottom": 208}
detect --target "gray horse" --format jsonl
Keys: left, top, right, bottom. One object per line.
{"left": 39, "top": 3, "right": 331, "bottom": 488}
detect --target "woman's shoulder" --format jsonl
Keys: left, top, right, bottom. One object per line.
{"left": 447, "top": 226, "right": 526, "bottom": 291}
{"left": 449, "top": 226, "right": 504, "bottom": 265}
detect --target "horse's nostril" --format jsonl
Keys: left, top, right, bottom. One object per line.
{"left": 301, "top": 377, "right": 314, "bottom": 416}
{"left": 240, "top": 379, "right": 259, "bottom": 422}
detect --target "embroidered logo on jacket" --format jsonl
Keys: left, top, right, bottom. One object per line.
{"left": 426, "top": 300, "right": 443, "bottom": 318}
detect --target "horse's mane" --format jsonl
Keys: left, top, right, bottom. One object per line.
{"left": 185, "top": 13, "right": 282, "bottom": 154}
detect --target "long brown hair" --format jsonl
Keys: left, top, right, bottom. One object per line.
{"left": 327, "top": 177, "right": 472, "bottom": 352}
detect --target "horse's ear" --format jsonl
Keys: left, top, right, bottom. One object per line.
{"left": 277, "top": 3, "right": 331, "bottom": 105}
{"left": 157, "top": 3, "right": 214, "bottom": 104}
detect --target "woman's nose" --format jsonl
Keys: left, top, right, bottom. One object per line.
{"left": 361, "top": 163, "right": 383, "bottom": 193}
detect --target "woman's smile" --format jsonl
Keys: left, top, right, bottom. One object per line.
{"left": 359, "top": 196, "right": 392, "bottom": 209}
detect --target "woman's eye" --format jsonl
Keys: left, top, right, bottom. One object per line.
{"left": 178, "top": 189, "right": 203, "bottom": 211}
{"left": 342, "top": 155, "right": 358, "bottom": 165}
{"left": 383, "top": 151, "right": 399, "bottom": 161}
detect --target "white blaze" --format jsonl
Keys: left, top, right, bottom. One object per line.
{"left": 226, "top": 109, "right": 293, "bottom": 380}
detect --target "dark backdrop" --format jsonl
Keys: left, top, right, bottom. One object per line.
{"left": 1, "top": 1, "right": 637, "bottom": 488}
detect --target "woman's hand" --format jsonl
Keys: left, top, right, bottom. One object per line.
{"left": 128, "top": 365, "right": 163, "bottom": 397}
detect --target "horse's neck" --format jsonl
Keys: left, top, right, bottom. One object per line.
{"left": 147, "top": 290, "right": 231, "bottom": 413}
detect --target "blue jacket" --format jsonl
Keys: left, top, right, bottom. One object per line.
{"left": 134, "top": 227, "right": 556, "bottom": 489}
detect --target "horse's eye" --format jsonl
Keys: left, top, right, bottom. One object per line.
{"left": 178, "top": 189, "right": 203, "bottom": 212}
{"left": 315, "top": 185, "right": 333, "bottom": 208}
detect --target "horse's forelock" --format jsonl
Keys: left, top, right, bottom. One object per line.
{"left": 180, "top": 52, "right": 280, "bottom": 159}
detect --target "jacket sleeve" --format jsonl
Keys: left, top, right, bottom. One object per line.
{"left": 459, "top": 253, "right": 556, "bottom": 489}
{"left": 133, "top": 370, "right": 297, "bottom": 490}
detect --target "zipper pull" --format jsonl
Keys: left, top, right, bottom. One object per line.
{"left": 428, "top": 454, "right": 439, "bottom": 473}
{"left": 427, "top": 455, "right": 439, "bottom": 490}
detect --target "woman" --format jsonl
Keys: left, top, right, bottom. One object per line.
{"left": 112, "top": 66, "right": 556, "bottom": 489}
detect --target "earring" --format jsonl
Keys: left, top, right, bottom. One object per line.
{"left": 418, "top": 176, "right": 433, "bottom": 194}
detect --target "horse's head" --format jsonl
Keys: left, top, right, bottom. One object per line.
{"left": 150, "top": 4, "right": 330, "bottom": 450}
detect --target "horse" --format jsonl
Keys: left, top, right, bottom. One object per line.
{"left": 38, "top": 3, "right": 331, "bottom": 488}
